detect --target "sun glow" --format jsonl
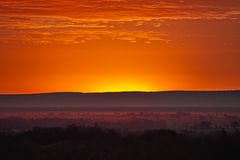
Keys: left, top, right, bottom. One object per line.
{"left": 91, "top": 79, "right": 155, "bottom": 92}
{"left": 1, "top": 0, "right": 240, "bottom": 94}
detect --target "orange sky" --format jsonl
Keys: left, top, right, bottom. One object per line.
{"left": 0, "top": 0, "right": 240, "bottom": 93}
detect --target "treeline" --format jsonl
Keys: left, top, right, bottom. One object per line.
{"left": 0, "top": 125, "right": 240, "bottom": 160}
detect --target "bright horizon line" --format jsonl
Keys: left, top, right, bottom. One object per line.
{"left": 1, "top": 89, "right": 240, "bottom": 95}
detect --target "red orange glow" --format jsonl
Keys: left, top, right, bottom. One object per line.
{"left": 0, "top": 0, "right": 240, "bottom": 93}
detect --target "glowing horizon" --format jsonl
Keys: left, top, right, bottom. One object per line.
{"left": 1, "top": 0, "right": 240, "bottom": 94}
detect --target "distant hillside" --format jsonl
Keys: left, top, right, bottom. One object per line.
{"left": 0, "top": 91, "right": 240, "bottom": 111}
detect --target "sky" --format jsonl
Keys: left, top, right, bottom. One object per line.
{"left": 0, "top": 0, "right": 240, "bottom": 93}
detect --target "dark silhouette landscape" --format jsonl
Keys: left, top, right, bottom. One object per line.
{"left": 1, "top": 91, "right": 240, "bottom": 160}
{"left": 1, "top": 125, "right": 240, "bottom": 160}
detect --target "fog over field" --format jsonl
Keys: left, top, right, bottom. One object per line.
{"left": 0, "top": 91, "right": 240, "bottom": 132}
{"left": 1, "top": 111, "right": 240, "bottom": 132}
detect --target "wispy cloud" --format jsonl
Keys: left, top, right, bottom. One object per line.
{"left": 0, "top": 0, "right": 239, "bottom": 44}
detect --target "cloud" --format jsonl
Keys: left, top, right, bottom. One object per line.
{"left": 0, "top": 0, "right": 239, "bottom": 44}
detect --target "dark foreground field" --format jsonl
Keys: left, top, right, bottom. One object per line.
{"left": 1, "top": 125, "right": 240, "bottom": 160}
